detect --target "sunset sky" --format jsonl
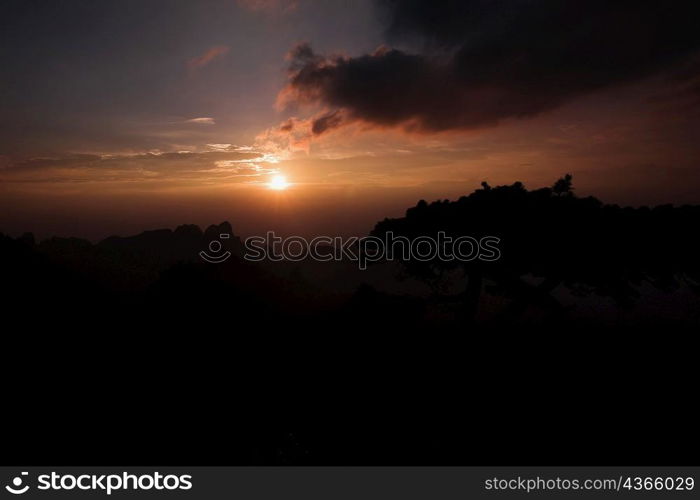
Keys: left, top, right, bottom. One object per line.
{"left": 2, "top": 0, "right": 700, "bottom": 239}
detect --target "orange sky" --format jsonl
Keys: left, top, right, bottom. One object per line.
{"left": 2, "top": 1, "right": 700, "bottom": 240}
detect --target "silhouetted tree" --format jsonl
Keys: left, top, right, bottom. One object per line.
{"left": 552, "top": 173, "right": 574, "bottom": 196}
{"left": 371, "top": 177, "right": 700, "bottom": 326}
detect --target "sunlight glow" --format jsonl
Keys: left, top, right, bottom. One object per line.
{"left": 268, "top": 174, "right": 289, "bottom": 190}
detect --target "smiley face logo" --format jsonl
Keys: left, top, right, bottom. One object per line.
{"left": 5, "top": 472, "right": 29, "bottom": 495}
{"left": 200, "top": 233, "right": 232, "bottom": 263}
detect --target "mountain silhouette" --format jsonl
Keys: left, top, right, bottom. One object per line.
{"left": 1, "top": 178, "right": 698, "bottom": 465}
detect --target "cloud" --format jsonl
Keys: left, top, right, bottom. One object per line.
{"left": 187, "top": 45, "right": 229, "bottom": 70}
{"left": 311, "top": 110, "right": 345, "bottom": 135}
{"left": 206, "top": 143, "right": 233, "bottom": 151}
{"left": 0, "top": 150, "right": 279, "bottom": 186}
{"left": 255, "top": 109, "right": 355, "bottom": 156}
{"left": 277, "top": 1, "right": 700, "bottom": 134}
{"left": 185, "top": 117, "right": 216, "bottom": 125}
{"left": 255, "top": 117, "right": 314, "bottom": 155}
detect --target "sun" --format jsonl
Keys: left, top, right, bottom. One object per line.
{"left": 268, "top": 174, "right": 289, "bottom": 190}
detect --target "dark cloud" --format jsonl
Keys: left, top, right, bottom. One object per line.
{"left": 311, "top": 110, "right": 344, "bottom": 135}
{"left": 280, "top": 0, "right": 700, "bottom": 133}
{"left": 279, "top": 119, "right": 295, "bottom": 132}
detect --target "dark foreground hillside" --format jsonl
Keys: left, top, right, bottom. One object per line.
{"left": 2, "top": 178, "right": 698, "bottom": 464}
